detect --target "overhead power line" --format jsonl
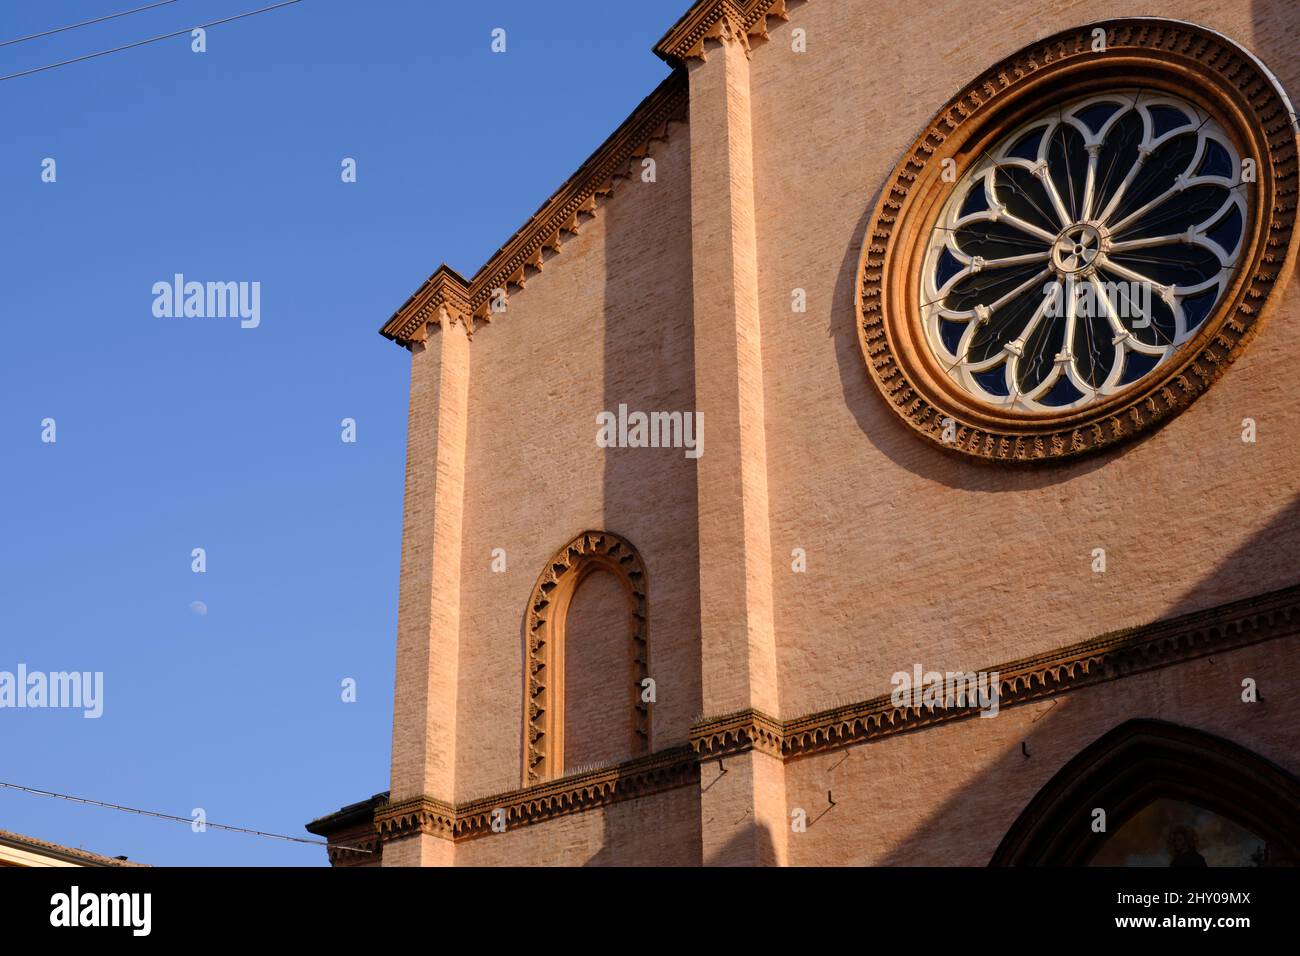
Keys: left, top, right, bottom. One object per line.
{"left": 0, "top": 780, "right": 372, "bottom": 854}
{"left": 0, "top": 0, "right": 303, "bottom": 83}
{"left": 0, "top": 1, "right": 180, "bottom": 50}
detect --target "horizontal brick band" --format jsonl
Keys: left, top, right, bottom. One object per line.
{"left": 307, "top": 581, "right": 1300, "bottom": 860}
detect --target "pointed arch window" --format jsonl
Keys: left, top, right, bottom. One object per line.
{"left": 992, "top": 720, "right": 1300, "bottom": 865}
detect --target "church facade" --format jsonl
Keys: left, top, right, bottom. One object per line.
{"left": 307, "top": 0, "right": 1300, "bottom": 866}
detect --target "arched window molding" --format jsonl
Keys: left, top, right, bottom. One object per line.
{"left": 991, "top": 719, "right": 1300, "bottom": 865}
{"left": 524, "top": 531, "right": 648, "bottom": 786}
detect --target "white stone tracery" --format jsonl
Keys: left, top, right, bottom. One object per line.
{"left": 920, "top": 90, "right": 1247, "bottom": 412}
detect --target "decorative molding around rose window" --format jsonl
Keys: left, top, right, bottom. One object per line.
{"left": 856, "top": 18, "right": 1299, "bottom": 463}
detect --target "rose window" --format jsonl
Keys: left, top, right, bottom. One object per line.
{"left": 920, "top": 90, "right": 1247, "bottom": 412}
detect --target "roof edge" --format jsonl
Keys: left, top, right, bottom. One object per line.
{"left": 380, "top": 70, "right": 689, "bottom": 348}
{"left": 305, "top": 792, "right": 389, "bottom": 835}
{"left": 654, "top": 0, "right": 799, "bottom": 65}
{"left": 0, "top": 829, "right": 147, "bottom": 867}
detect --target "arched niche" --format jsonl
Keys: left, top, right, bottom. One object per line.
{"left": 523, "top": 531, "right": 648, "bottom": 786}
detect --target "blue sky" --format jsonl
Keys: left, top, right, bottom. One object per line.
{"left": 0, "top": 0, "right": 674, "bottom": 866}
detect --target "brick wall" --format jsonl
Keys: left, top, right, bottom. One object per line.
{"left": 747, "top": 0, "right": 1300, "bottom": 715}
{"left": 377, "top": 0, "right": 1300, "bottom": 865}
{"left": 452, "top": 125, "right": 699, "bottom": 805}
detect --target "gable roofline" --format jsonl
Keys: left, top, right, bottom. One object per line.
{"left": 380, "top": 0, "right": 809, "bottom": 348}
{"left": 380, "top": 72, "right": 688, "bottom": 347}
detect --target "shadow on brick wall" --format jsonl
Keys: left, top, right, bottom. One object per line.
{"left": 864, "top": 494, "right": 1300, "bottom": 865}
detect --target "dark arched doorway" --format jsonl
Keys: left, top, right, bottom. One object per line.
{"left": 991, "top": 719, "right": 1300, "bottom": 866}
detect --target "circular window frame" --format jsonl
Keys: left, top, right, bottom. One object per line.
{"left": 856, "top": 18, "right": 1299, "bottom": 463}
{"left": 919, "top": 89, "right": 1248, "bottom": 414}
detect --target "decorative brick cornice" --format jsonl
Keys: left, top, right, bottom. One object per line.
{"left": 311, "top": 746, "right": 699, "bottom": 853}
{"left": 455, "top": 745, "right": 696, "bottom": 841}
{"left": 654, "top": 0, "right": 799, "bottom": 65}
{"left": 372, "top": 793, "right": 456, "bottom": 842}
{"left": 309, "top": 582, "right": 1300, "bottom": 856}
{"left": 381, "top": 1, "right": 816, "bottom": 348}
{"left": 692, "top": 582, "right": 1300, "bottom": 761}
{"left": 689, "top": 708, "right": 783, "bottom": 758}
{"left": 321, "top": 825, "right": 382, "bottom": 866}
{"left": 380, "top": 73, "right": 688, "bottom": 348}
{"left": 305, "top": 791, "right": 390, "bottom": 864}
{"left": 380, "top": 265, "right": 473, "bottom": 345}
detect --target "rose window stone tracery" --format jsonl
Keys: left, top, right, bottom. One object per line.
{"left": 920, "top": 90, "right": 1247, "bottom": 413}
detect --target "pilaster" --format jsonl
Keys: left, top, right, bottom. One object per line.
{"left": 385, "top": 272, "right": 473, "bottom": 867}
{"left": 685, "top": 12, "right": 787, "bottom": 865}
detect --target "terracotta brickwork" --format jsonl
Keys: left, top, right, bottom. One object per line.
{"left": 784, "top": 639, "right": 1300, "bottom": 865}
{"left": 454, "top": 785, "right": 701, "bottom": 867}
{"left": 308, "top": 0, "right": 1300, "bottom": 866}
{"left": 452, "top": 123, "right": 699, "bottom": 807}
{"left": 562, "top": 570, "right": 640, "bottom": 772}
{"left": 389, "top": 313, "right": 469, "bottom": 806}
{"left": 748, "top": 0, "right": 1300, "bottom": 719}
